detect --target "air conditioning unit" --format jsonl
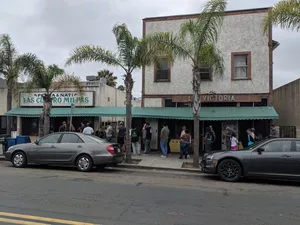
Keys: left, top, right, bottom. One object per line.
{"left": 86, "top": 76, "right": 97, "bottom": 81}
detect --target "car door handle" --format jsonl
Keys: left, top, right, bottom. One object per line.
{"left": 51, "top": 145, "right": 55, "bottom": 148}
{"left": 77, "top": 145, "right": 83, "bottom": 148}
{"left": 281, "top": 154, "right": 291, "bottom": 157}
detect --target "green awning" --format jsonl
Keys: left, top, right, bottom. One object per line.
{"left": 5, "top": 106, "right": 278, "bottom": 121}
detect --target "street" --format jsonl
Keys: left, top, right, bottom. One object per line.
{"left": 0, "top": 162, "right": 299, "bottom": 225}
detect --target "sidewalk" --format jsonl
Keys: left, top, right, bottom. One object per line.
{"left": 119, "top": 153, "right": 202, "bottom": 173}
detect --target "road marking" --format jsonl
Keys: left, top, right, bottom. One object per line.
{"left": 0, "top": 217, "right": 50, "bottom": 225}
{"left": 0, "top": 212, "right": 98, "bottom": 225}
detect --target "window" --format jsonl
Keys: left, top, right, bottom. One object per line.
{"left": 261, "top": 140, "right": 291, "bottom": 152}
{"left": 154, "top": 58, "right": 170, "bottom": 82}
{"left": 0, "top": 116, "right": 7, "bottom": 130}
{"left": 39, "top": 134, "right": 61, "bottom": 144}
{"left": 200, "top": 68, "right": 211, "bottom": 80}
{"left": 231, "top": 52, "right": 251, "bottom": 80}
{"left": 84, "top": 135, "right": 107, "bottom": 144}
{"left": 295, "top": 141, "right": 300, "bottom": 152}
{"left": 164, "top": 99, "right": 176, "bottom": 107}
{"left": 60, "top": 134, "right": 83, "bottom": 143}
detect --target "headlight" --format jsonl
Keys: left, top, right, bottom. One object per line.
{"left": 206, "top": 154, "right": 214, "bottom": 160}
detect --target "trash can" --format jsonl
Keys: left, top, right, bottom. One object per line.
{"left": 0, "top": 134, "right": 10, "bottom": 153}
{"left": 7, "top": 138, "right": 17, "bottom": 149}
{"left": 16, "top": 136, "right": 31, "bottom": 145}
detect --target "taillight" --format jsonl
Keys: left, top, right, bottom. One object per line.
{"left": 106, "top": 145, "right": 116, "bottom": 155}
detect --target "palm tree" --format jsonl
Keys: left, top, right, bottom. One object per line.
{"left": 117, "top": 85, "right": 125, "bottom": 91}
{"left": 96, "top": 69, "right": 118, "bottom": 87}
{"left": 147, "top": 0, "right": 226, "bottom": 167}
{"left": 21, "top": 58, "right": 83, "bottom": 137}
{"left": 65, "top": 23, "right": 162, "bottom": 163}
{"left": 0, "top": 34, "right": 39, "bottom": 135}
{"left": 264, "top": 0, "right": 300, "bottom": 32}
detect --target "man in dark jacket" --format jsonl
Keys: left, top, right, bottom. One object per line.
{"left": 143, "top": 123, "right": 152, "bottom": 155}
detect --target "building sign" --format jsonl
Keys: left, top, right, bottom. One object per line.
{"left": 201, "top": 95, "right": 235, "bottom": 102}
{"left": 20, "top": 92, "right": 94, "bottom": 107}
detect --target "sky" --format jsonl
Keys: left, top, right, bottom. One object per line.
{"left": 1, "top": 0, "right": 299, "bottom": 97}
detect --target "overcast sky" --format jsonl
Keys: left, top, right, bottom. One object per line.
{"left": 1, "top": 0, "right": 299, "bottom": 97}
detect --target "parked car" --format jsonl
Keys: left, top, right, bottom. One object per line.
{"left": 200, "top": 138, "right": 300, "bottom": 182}
{"left": 4, "top": 132, "right": 124, "bottom": 172}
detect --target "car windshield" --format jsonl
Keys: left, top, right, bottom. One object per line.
{"left": 242, "top": 139, "right": 266, "bottom": 150}
{"left": 84, "top": 135, "right": 108, "bottom": 144}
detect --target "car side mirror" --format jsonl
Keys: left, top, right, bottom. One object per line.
{"left": 34, "top": 140, "right": 39, "bottom": 145}
{"left": 257, "top": 148, "right": 264, "bottom": 154}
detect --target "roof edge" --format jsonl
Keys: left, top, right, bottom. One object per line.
{"left": 143, "top": 7, "right": 271, "bottom": 22}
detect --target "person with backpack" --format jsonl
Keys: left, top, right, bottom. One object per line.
{"left": 131, "top": 126, "right": 140, "bottom": 155}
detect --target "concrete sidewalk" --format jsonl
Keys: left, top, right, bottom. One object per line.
{"left": 119, "top": 153, "right": 202, "bottom": 173}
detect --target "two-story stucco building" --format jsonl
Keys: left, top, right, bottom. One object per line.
{"left": 141, "top": 7, "right": 279, "bottom": 151}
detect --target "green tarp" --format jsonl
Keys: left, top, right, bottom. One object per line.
{"left": 5, "top": 106, "right": 279, "bottom": 121}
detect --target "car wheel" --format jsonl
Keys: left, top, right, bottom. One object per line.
{"left": 217, "top": 159, "right": 242, "bottom": 182}
{"left": 12, "top": 151, "right": 27, "bottom": 168}
{"left": 76, "top": 155, "right": 93, "bottom": 172}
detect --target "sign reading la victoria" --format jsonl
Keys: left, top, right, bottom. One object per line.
{"left": 20, "top": 92, "right": 94, "bottom": 107}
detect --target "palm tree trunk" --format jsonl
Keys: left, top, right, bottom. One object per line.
{"left": 39, "top": 112, "right": 44, "bottom": 137}
{"left": 124, "top": 73, "right": 133, "bottom": 163}
{"left": 6, "top": 88, "right": 12, "bottom": 135}
{"left": 43, "top": 94, "right": 52, "bottom": 136}
{"left": 192, "top": 66, "right": 201, "bottom": 168}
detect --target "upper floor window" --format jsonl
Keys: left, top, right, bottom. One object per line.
{"left": 231, "top": 52, "right": 251, "bottom": 80}
{"left": 154, "top": 58, "right": 170, "bottom": 82}
{"left": 200, "top": 68, "right": 212, "bottom": 80}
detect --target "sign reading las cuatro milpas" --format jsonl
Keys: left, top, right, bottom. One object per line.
{"left": 20, "top": 92, "right": 94, "bottom": 107}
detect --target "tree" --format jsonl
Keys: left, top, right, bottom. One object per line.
{"left": 147, "top": 0, "right": 226, "bottom": 167}
{"left": 21, "top": 58, "right": 83, "bottom": 137}
{"left": 0, "top": 34, "right": 40, "bottom": 135}
{"left": 117, "top": 85, "right": 125, "bottom": 91}
{"left": 65, "top": 23, "right": 162, "bottom": 163}
{"left": 96, "top": 69, "right": 117, "bottom": 87}
{"left": 264, "top": 0, "right": 300, "bottom": 32}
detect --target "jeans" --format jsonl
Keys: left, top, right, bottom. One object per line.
{"left": 145, "top": 139, "right": 151, "bottom": 154}
{"left": 160, "top": 141, "right": 168, "bottom": 156}
{"left": 180, "top": 142, "right": 190, "bottom": 157}
{"left": 132, "top": 142, "right": 140, "bottom": 155}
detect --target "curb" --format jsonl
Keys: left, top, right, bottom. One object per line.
{"left": 0, "top": 155, "right": 4, "bottom": 161}
{"left": 118, "top": 163, "right": 202, "bottom": 174}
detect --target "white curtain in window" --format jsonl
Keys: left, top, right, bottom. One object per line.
{"left": 234, "top": 55, "right": 247, "bottom": 78}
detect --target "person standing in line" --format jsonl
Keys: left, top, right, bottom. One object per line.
{"left": 269, "top": 125, "right": 279, "bottom": 138}
{"left": 247, "top": 128, "right": 255, "bottom": 146}
{"left": 59, "top": 121, "right": 67, "bottom": 132}
{"left": 141, "top": 123, "right": 147, "bottom": 152}
{"left": 160, "top": 124, "right": 170, "bottom": 158}
{"left": 131, "top": 126, "right": 140, "bottom": 156}
{"left": 205, "top": 127, "right": 215, "bottom": 153}
{"left": 78, "top": 122, "right": 86, "bottom": 133}
{"left": 83, "top": 123, "right": 94, "bottom": 135}
{"left": 230, "top": 133, "right": 238, "bottom": 150}
{"left": 225, "top": 126, "right": 235, "bottom": 151}
{"left": 106, "top": 122, "right": 113, "bottom": 142}
{"left": 117, "top": 122, "right": 126, "bottom": 149}
{"left": 143, "top": 123, "right": 152, "bottom": 155}
{"left": 180, "top": 126, "right": 188, "bottom": 156}
{"left": 179, "top": 129, "right": 191, "bottom": 159}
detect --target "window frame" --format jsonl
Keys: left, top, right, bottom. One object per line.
{"left": 231, "top": 52, "right": 251, "bottom": 81}
{"left": 154, "top": 58, "right": 171, "bottom": 82}
{"left": 199, "top": 67, "right": 212, "bottom": 81}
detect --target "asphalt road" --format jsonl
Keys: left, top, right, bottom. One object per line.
{"left": 0, "top": 162, "right": 299, "bottom": 225}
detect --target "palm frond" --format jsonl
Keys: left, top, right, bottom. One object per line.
{"left": 198, "top": 44, "right": 224, "bottom": 75}
{"left": 264, "top": 0, "right": 300, "bottom": 32}
{"left": 50, "top": 73, "right": 83, "bottom": 94}
{"left": 145, "top": 32, "right": 193, "bottom": 64}
{"left": 0, "top": 34, "right": 17, "bottom": 67}
{"left": 65, "top": 45, "right": 125, "bottom": 70}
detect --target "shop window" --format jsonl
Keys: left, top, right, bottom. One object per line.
{"left": 154, "top": 58, "right": 170, "bottom": 82}
{"left": 231, "top": 52, "right": 251, "bottom": 80}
